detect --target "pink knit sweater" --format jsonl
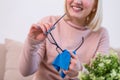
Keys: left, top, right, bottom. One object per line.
{"left": 19, "top": 16, "right": 109, "bottom": 80}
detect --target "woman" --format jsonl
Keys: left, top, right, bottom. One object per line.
{"left": 19, "top": 0, "right": 109, "bottom": 80}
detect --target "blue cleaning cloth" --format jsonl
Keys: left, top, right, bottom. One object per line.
{"left": 52, "top": 50, "right": 71, "bottom": 70}
{"left": 52, "top": 49, "right": 76, "bottom": 78}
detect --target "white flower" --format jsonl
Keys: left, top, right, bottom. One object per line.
{"left": 110, "top": 69, "right": 117, "bottom": 78}
{"left": 98, "top": 63, "right": 104, "bottom": 67}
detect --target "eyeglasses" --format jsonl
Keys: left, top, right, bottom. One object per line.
{"left": 46, "top": 14, "right": 84, "bottom": 78}
{"left": 48, "top": 34, "right": 84, "bottom": 54}
{"left": 46, "top": 13, "right": 84, "bottom": 54}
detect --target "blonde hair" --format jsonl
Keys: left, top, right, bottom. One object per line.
{"left": 64, "top": 0, "right": 103, "bottom": 31}
{"left": 88, "top": 0, "right": 103, "bottom": 31}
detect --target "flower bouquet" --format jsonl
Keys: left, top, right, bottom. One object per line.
{"left": 78, "top": 49, "right": 120, "bottom": 80}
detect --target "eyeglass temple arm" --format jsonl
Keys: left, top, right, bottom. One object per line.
{"left": 45, "top": 13, "right": 66, "bottom": 35}
{"left": 73, "top": 37, "right": 84, "bottom": 54}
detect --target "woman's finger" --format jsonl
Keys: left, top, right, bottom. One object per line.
{"left": 69, "top": 52, "right": 77, "bottom": 59}
{"left": 44, "top": 23, "right": 52, "bottom": 31}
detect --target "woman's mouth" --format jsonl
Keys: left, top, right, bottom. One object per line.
{"left": 72, "top": 6, "right": 83, "bottom": 12}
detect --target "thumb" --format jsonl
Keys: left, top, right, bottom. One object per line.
{"left": 69, "top": 52, "right": 77, "bottom": 59}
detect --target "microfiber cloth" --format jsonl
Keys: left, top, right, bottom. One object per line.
{"left": 52, "top": 49, "right": 76, "bottom": 78}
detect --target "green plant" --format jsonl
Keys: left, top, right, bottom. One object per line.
{"left": 78, "top": 50, "right": 120, "bottom": 80}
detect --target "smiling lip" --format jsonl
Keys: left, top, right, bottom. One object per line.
{"left": 71, "top": 5, "right": 83, "bottom": 12}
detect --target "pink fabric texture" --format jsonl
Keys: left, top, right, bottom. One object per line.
{"left": 19, "top": 16, "right": 109, "bottom": 80}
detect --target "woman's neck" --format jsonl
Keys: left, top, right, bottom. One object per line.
{"left": 70, "top": 17, "right": 86, "bottom": 27}
{"left": 64, "top": 16, "right": 88, "bottom": 30}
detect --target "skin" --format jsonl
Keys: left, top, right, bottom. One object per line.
{"left": 28, "top": 0, "right": 96, "bottom": 78}
{"left": 65, "top": 0, "right": 95, "bottom": 26}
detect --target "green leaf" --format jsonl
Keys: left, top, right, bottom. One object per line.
{"left": 78, "top": 50, "right": 120, "bottom": 80}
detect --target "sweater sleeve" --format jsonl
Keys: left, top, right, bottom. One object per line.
{"left": 19, "top": 16, "right": 57, "bottom": 76}
{"left": 96, "top": 27, "right": 110, "bottom": 54}
{"left": 19, "top": 36, "right": 46, "bottom": 76}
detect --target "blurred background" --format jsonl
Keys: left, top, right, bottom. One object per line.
{"left": 0, "top": 0, "right": 120, "bottom": 48}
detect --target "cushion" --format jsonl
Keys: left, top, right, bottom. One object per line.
{"left": 0, "top": 44, "right": 6, "bottom": 80}
{"left": 4, "top": 39, "right": 33, "bottom": 80}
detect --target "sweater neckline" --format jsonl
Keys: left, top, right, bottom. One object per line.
{"left": 63, "top": 19, "right": 89, "bottom": 31}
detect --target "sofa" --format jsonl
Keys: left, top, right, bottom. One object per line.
{"left": 0, "top": 38, "right": 33, "bottom": 80}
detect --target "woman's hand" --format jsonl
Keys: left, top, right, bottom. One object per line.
{"left": 63, "top": 52, "right": 82, "bottom": 77}
{"left": 28, "top": 22, "right": 52, "bottom": 42}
